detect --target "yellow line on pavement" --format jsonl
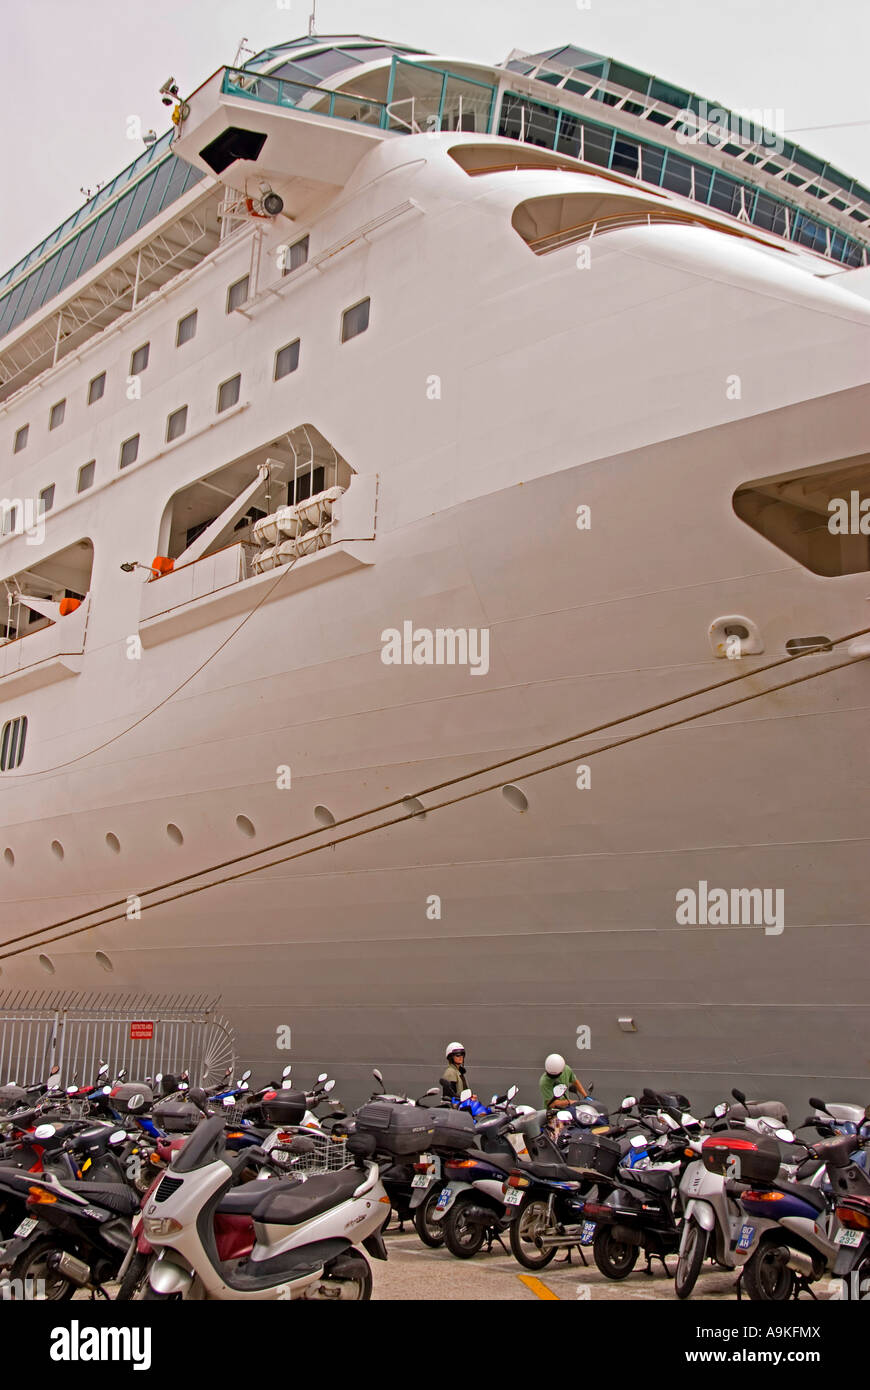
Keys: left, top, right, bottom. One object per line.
{"left": 518, "top": 1274, "right": 560, "bottom": 1300}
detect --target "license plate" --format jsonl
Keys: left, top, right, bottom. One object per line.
{"left": 503, "top": 1188, "right": 522, "bottom": 1206}
{"left": 737, "top": 1223, "right": 756, "bottom": 1251}
{"left": 411, "top": 1174, "right": 432, "bottom": 1188}
{"left": 14, "top": 1217, "right": 37, "bottom": 1238}
{"left": 835, "top": 1228, "right": 862, "bottom": 1247}
{"left": 272, "top": 1149, "right": 290, "bottom": 1163}
{"left": 435, "top": 1187, "right": 451, "bottom": 1211}
{"left": 580, "top": 1220, "right": 596, "bottom": 1244}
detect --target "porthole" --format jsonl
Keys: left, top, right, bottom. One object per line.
{"left": 236, "top": 814, "right": 255, "bottom": 837}
{"left": 105, "top": 832, "right": 121, "bottom": 853}
{"left": 38, "top": 953, "right": 55, "bottom": 975}
{"left": 51, "top": 839, "right": 64, "bottom": 861}
{"left": 402, "top": 796, "right": 426, "bottom": 819}
{"left": 3, "top": 848, "right": 13, "bottom": 867}
{"left": 502, "top": 783, "right": 529, "bottom": 813}
{"left": 314, "top": 805, "right": 336, "bottom": 828}
{"left": 95, "top": 951, "right": 113, "bottom": 973}
{"left": 166, "top": 823, "right": 184, "bottom": 845}
{"left": 785, "top": 636, "right": 833, "bottom": 655}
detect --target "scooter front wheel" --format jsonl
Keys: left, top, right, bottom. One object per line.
{"left": 675, "top": 1221, "right": 707, "bottom": 1299}
{"left": 413, "top": 1187, "right": 446, "bottom": 1248}
{"left": 116, "top": 1251, "right": 150, "bottom": 1301}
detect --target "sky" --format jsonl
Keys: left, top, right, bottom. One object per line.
{"left": 2, "top": 0, "right": 869, "bottom": 273}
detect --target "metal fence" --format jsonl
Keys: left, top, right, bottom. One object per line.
{"left": 0, "top": 989, "right": 235, "bottom": 1087}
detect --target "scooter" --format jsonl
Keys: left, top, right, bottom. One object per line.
{"left": 674, "top": 1116, "right": 816, "bottom": 1299}
{"left": 814, "top": 1122, "right": 870, "bottom": 1300}
{"left": 135, "top": 1113, "right": 390, "bottom": 1300}
{"left": 434, "top": 1097, "right": 548, "bottom": 1259}
{"left": 0, "top": 1163, "right": 140, "bottom": 1300}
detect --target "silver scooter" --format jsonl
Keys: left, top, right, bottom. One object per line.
{"left": 136, "top": 1113, "right": 389, "bottom": 1300}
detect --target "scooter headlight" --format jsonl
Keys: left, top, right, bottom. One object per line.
{"left": 143, "top": 1216, "right": 183, "bottom": 1237}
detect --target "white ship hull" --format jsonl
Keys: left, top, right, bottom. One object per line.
{"left": 2, "top": 82, "right": 869, "bottom": 1112}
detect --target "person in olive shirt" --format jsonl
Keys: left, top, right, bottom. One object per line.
{"left": 441, "top": 1041, "right": 470, "bottom": 1100}
{"left": 539, "top": 1052, "right": 588, "bottom": 1107}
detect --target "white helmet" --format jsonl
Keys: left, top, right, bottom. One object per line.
{"left": 545, "top": 1053, "right": 566, "bottom": 1076}
{"left": 445, "top": 1041, "right": 466, "bottom": 1058}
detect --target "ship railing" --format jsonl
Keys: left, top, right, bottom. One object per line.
{"left": 221, "top": 67, "right": 387, "bottom": 129}
{"left": 526, "top": 208, "right": 782, "bottom": 256}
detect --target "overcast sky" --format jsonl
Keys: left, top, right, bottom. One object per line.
{"left": 3, "top": 0, "right": 869, "bottom": 272}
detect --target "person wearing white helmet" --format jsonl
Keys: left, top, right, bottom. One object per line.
{"left": 440, "top": 1041, "right": 470, "bottom": 1100}
{"left": 539, "top": 1052, "right": 588, "bottom": 1107}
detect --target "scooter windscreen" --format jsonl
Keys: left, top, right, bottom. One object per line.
{"left": 171, "top": 1113, "right": 227, "bottom": 1173}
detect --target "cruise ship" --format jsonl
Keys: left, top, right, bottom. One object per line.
{"left": 1, "top": 34, "right": 868, "bottom": 1111}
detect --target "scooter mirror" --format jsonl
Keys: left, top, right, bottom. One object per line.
{"left": 507, "top": 1085, "right": 518, "bottom": 1101}
{"left": 155, "top": 1073, "right": 163, "bottom": 1085}
{"left": 776, "top": 1127, "right": 796, "bottom": 1144}
{"left": 240, "top": 1069, "right": 252, "bottom": 1082}
{"left": 34, "top": 1124, "right": 56, "bottom": 1141}
{"left": 109, "top": 1130, "right": 126, "bottom": 1145}
{"left": 620, "top": 1096, "right": 637, "bottom": 1110}
{"left": 373, "top": 1069, "right": 384, "bottom": 1086}
{"left": 732, "top": 1087, "right": 747, "bottom": 1105}
{"left": 317, "top": 1073, "right": 328, "bottom": 1083}
{"left": 323, "top": 1079, "right": 335, "bottom": 1093}
{"left": 491, "top": 1095, "right": 498, "bottom": 1104}
{"left": 460, "top": 1089, "right": 472, "bottom": 1102}
{"left": 127, "top": 1094, "right": 146, "bottom": 1112}
{"left": 98, "top": 1064, "right": 109, "bottom": 1077}
{"left": 552, "top": 1084, "right": 567, "bottom": 1098}
{"left": 282, "top": 1065, "right": 292, "bottom": 1078}
{"left": 714, "top": 1102, "right": 728, "bottom": 1117}
{"left": 117, "top": 1069, "right": 127, "bottom": 1082}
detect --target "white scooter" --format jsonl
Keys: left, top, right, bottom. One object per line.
{"left": 136, "top": 1113, "right": 389, "bottom": 1300}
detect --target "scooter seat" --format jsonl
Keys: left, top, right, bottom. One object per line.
{"left": 251, "top": 1168, "right": 364, "bottom": 1225}
{"left": 627, "top": 1170, "right": 673, "bottom": 1195}
{"left": 62, "top": 1181, "right": 140, "bottom": 1215}
{"left": 524, "top": 1160, "right": 586, "bottom": 1182}
{"left": 217, "top": 1180, "right": 299, "bottom": 1215}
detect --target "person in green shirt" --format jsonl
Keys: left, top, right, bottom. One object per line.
{"left": 539, "top": 1052, "right": 588, "bottom": 1107}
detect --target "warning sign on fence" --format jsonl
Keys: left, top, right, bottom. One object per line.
{"left": 130, "top": 1021, "right": 154, "bottom": 1040}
